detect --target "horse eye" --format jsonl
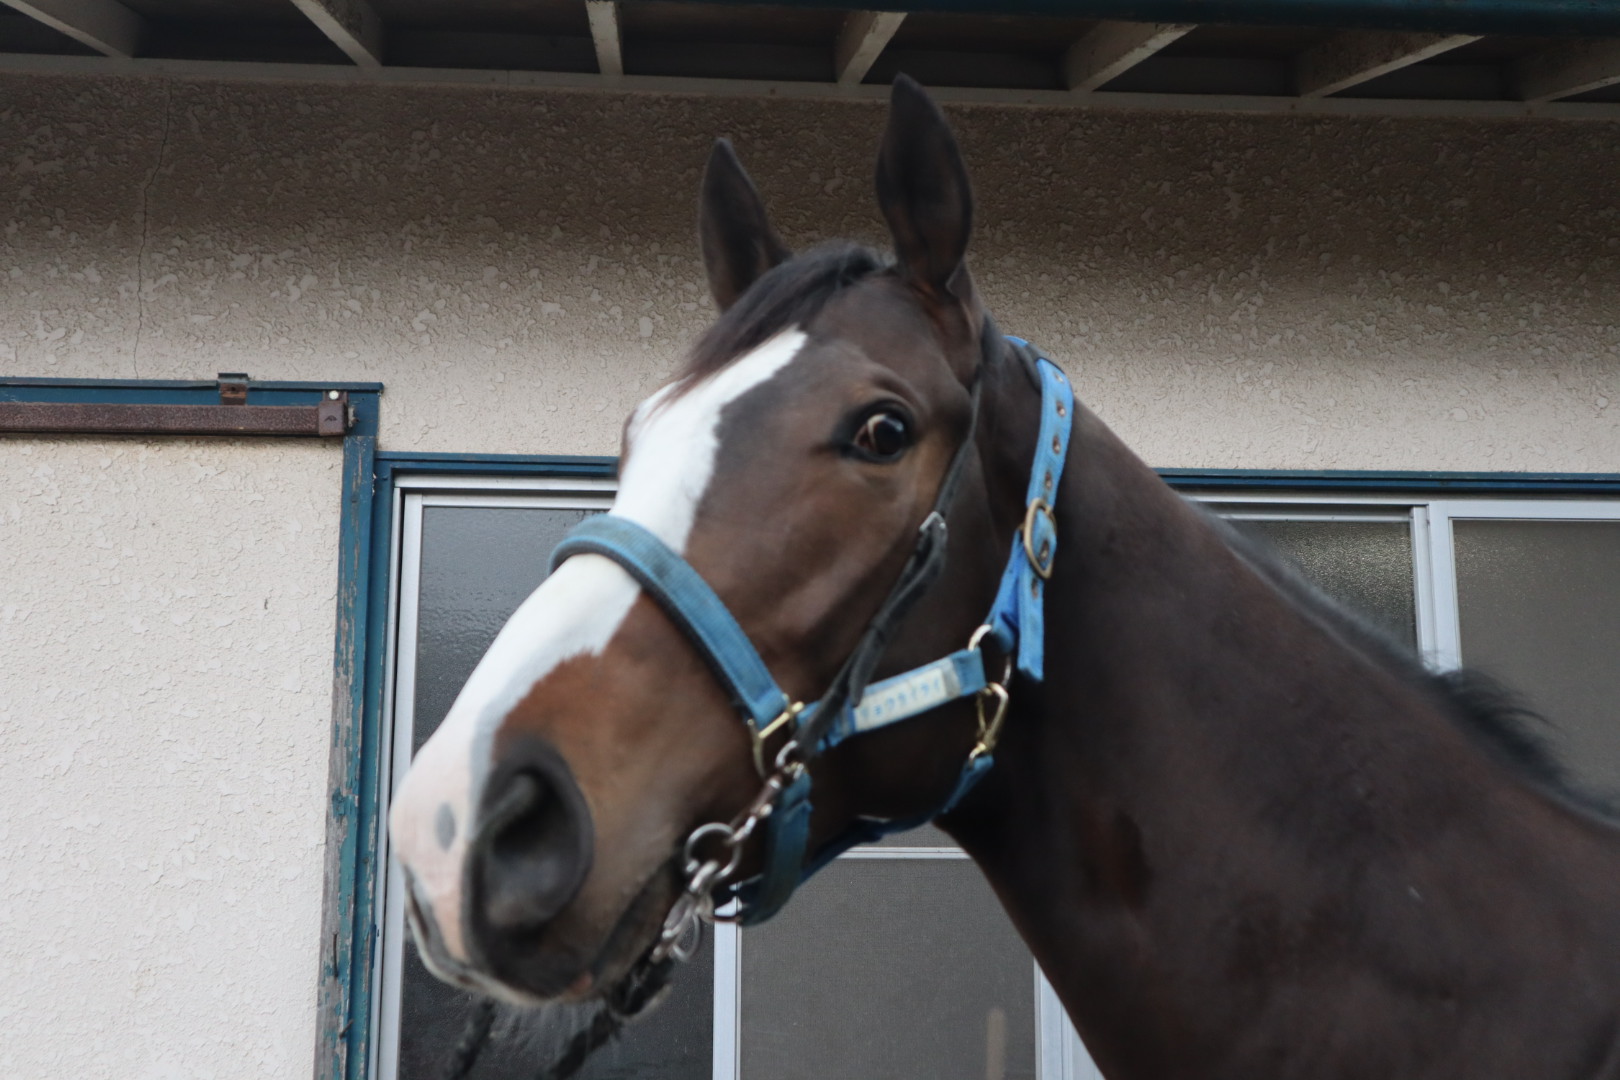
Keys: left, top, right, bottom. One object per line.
{"left": 854, "top": 411, "right": 911, "bottom": 460}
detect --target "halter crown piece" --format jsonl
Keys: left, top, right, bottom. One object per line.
{"left": 548, "top": 330, "right": 1074, "bottom": 950}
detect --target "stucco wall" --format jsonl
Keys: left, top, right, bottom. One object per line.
{"left": 4, "top": 72, "right": 1617, "bottom": 467}
{"left": 0, "top": 437, "right": 341, "bottom": 1078}
{"left": 2, "top": 71, "right": 1618, "bottom": 1079}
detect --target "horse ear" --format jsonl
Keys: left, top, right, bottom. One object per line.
{"left": 875, "top": 74, "right": 974, "bottom": 298}
{"left": 699, "top": 138, "right": 791, "bottom": 312}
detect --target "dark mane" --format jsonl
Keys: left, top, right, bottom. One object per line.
{"left": 679, "top": 242, "right": 885, "bottom": 385}
{"left": 1210, "top": 509, "right": 1603, "bottom": 812}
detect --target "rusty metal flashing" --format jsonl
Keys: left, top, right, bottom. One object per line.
{"left": 0, "top": 399, "right": 353, "bottom": 436}
{"left": 0, "top": 374, "right": 368, "bottom": 437}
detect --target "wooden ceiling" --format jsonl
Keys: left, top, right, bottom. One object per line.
{"left": 3, "top": 0, "right": 1618, "bottom": 113}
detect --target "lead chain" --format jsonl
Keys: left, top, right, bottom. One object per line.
{"left": 651, "top": 741, "right": 806, "bottom": 963}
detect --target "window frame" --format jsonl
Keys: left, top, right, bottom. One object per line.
{"left": 374, "top": 478, "right": 619, "bottom": 1080}
{"left": 348, "top": 456, "right": 1620, "bottom": 1080}
{"left": 1420, "top": 499, "right": 1620, "bottom": 671}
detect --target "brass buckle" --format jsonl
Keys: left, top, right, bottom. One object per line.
{"left": 1021, "top": 498, "right": 1057, "bottom": 580}
{"left": 750, "top": 701, "right": 803, "bottom": 778}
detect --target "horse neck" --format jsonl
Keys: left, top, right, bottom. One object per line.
{"left": 947, "top": 396, "right": 1620, "bottom": 1077}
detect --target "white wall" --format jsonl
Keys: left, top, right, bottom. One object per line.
{"left": 0, "top": 438, "right": 340, "bottom": 1078}
{"left": 1, "top": 70, "right": 1617, "bottom": 1078}
{"left": 5, "top": 73, "right": 1617, "bottom": 468}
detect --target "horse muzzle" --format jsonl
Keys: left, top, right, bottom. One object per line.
{"left": 395, "top": 733, "right": 598, "bottom": 1000}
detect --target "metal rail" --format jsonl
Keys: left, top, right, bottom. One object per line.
{"left": 0, "top": 375, "right": 352, "bottom": 436}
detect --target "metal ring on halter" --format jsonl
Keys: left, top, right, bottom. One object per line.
{"left": 682, "top": 821, "right": 744, "bottom": 880}
{"left": 968, "top": 623, "right": 1014, "bottom": 687}
{"left": 773, "top": 738, "right": 805, "bottom": 774}
{"left": 660, "top": 738, "right": 810, "bottom": 951}
{"left": 749, "top": 701, "right": 804, "bottom": 778}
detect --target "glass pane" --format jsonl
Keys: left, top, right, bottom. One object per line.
{"left": 1230, "top": 519, "right": 1417, "bottom": 650}
{"left": 741, "top": 859, "right": 1037, "bottom": 1080}
{"left": 413, "top": 506, "right": 595, "bottom": 752}
{"left": 400, "top": 503, "right": 712, "bottom": 1080}
{"left": 1454, "top": 519, "right": 1620, "bottom": 795}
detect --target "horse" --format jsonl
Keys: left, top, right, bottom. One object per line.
{"left": 389, "top": 75, "right": 1620, "bottom": 1079}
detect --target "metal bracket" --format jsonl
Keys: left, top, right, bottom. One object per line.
{"left": 218, "top": 372, "right": 250, "bottom": 405}
{"left": 317, "top": 390, "right": 350, "bottom": 436}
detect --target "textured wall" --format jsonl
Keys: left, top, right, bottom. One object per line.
{"left": 0, "top": 438, "right": 341, "bottom": 1077}
{"left": 2, "top": 70, "right": 1618, "bottom": 1079}
{"left": 4, "top": 72, "right": 1617, "bottom": 468}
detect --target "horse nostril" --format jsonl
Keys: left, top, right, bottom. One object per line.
{"left": 476, "top": 760, "right": 594, "bottom": 934}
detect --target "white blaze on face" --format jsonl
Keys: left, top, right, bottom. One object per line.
{"left": 389, "top": 328, "right": 809, "bottom": 964}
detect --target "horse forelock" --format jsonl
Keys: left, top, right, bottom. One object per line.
{"left": 676, "top": 242, "right": 884, "bottom": 390}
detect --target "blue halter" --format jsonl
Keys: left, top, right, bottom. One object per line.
{"left": 548, "top": 339, "right": 1073, "bottom": 926}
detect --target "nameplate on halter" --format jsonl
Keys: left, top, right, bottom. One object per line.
{"left": 850, "top": 654, "right": 978, "bottom": 734}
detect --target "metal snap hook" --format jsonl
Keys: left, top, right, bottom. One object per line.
{"left": 971, "top": 682, "right": 1011, "bottom": 761}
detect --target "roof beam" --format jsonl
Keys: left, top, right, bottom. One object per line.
{"left": 5, "top": 53, "right": 1620, "bottom": 121}
{"left": 586, "top": 1, "right": 623, "bottom": 78}
{"left": 1064, "top": 21, "right": 1194, "bottom": 92}
{"left": 1516, "top": 39, "right": 1620, "bottom": 102}
{"left": 0, "top": 0, "right": 142, "bottom": 57}
{"left": 288, "top": 0, "right": 383, "bottom": 68}
{"left": 1296, "top": 30, "right": 1479, "bottom": 97}
{"left": 835, "top": 11, "right": 905, "bottom": 86}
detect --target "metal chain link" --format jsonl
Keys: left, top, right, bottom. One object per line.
{"left": 652, "top": 621, "right": 1018, "bottom": 963}
{"left": 651, "top": 740, "right": 806, "bottom": 963}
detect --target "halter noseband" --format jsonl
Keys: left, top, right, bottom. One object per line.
{"left": 547, "top": 326, "right": 1074, "bottom": 949}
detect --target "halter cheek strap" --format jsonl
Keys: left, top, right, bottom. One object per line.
{"left": 988, "top": 341, "right": 1071, "bottom": 683}
{"left": 548, "top": 338, "right": 1073, "bottom": 928}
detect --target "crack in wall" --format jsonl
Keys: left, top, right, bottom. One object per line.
{"left": 132, "top": 80, "right": 173, "bottom": 378}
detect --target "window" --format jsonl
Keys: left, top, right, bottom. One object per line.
{"left": 1435, "top": 503, "right": 1620, "bottom": 795}
{"left": 370, "top": 472, "right": 1620, "bottom": 1080}
{"left": 1212, "top": 494, "right": 1620, "bottom": 792}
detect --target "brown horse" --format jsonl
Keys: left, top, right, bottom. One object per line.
{"left": 390, "top": 76, "right": 1620, "bottom": 1078}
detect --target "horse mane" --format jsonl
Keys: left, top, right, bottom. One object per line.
{"left": 677, "top": 242, "right": 885, "bottom": 386}
{"left": 1209, "top": 509, "right": 1605, "bottom": 812}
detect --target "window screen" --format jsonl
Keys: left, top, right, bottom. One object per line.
{"left": 1454, "top": 519, "right": 1620, "bottom": 796}
{"left": 1230, "top": 518, "right": 1417, "bottom": 648}
{"left": 740, "top": 858, "right": 1038, "bottom": 1080}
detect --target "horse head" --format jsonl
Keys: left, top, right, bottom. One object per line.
{"left": 388, "top": 76, "right": 1045, "bottom": 1007}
